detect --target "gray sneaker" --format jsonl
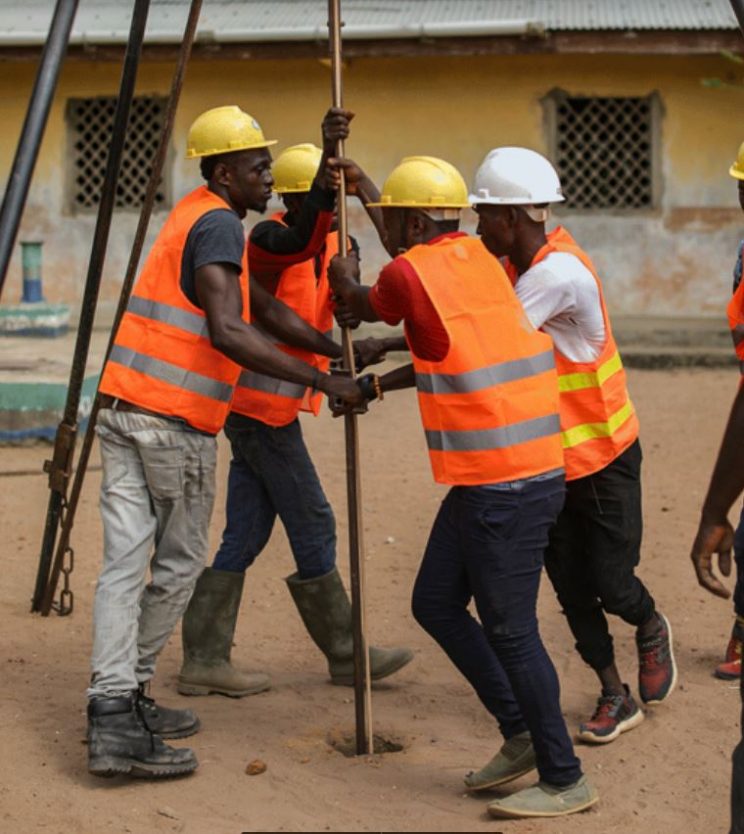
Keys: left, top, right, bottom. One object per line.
{"left": 464, "top": 731, "right": 536, "bottom": 791}
{"left": 487, "top": 775, "right": 599, "bottom": 819}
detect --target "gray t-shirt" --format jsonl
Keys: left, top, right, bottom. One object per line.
{"left": 180, "top": 208, "right": 244, "bottom": 308}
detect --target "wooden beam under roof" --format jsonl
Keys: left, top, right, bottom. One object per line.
{"left": 0, "top": 30, "right": 741, "bottom": 62}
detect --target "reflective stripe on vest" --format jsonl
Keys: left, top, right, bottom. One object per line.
{"left": 404, "top": 234, "right": 564, "bottom": 486}
{"left": 127, "top": 295, "right": 210, "bottom": 338}
{"left": 98, "top": 186, "right": 249, "bottom": 435}
{"left": 561, "top": 400, "right": 635, "bottom": 449}
{"left": 520, "top": 226, "right": 638, "bottom": 480}
{"left": 109, "top": 345, "right": 234, "bottom": 402}
{"left": 230, "top": 219, "right": 340, "bottom": 427}
{"left": 426, "top": 413, "right": 561, "bottom": 452}
{"left": 416, "top": 349, "right": 555, "bottom": 395}
{"left": 557, "top": 350, "right": 623, "bottom": 393}
{"left": 236, "top": 369, "right": 308, "bottom": 400}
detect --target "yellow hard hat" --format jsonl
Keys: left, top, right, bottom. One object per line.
{"left": 273, "top": 143, "right": 323, "bottom": 193}
{"left": 730, "top": 141, "right": 744, "bottom": 180}
{"left": 367, "top": 156, "right": 470, "bottom": 209}
{"left": 186, "top": 105, "right": 277, "bottom": 159}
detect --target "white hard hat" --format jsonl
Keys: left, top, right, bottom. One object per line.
{"left": 469, "top": 147, "right": 565, "bottom": 208}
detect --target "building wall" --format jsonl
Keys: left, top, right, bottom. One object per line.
{"left": 0, "top": 50, "right": 742, "bottom": 318}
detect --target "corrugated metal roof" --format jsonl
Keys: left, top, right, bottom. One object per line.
{"left": 0, "top": 0, "right": 738, "bottom": 47}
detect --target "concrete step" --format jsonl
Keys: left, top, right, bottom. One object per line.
{"left": 0, "top": 331, "right": 105, "bottom": 444}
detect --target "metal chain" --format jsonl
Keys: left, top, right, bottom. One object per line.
{"left": 51, "top": 495, "right": 74, "bottom": 616}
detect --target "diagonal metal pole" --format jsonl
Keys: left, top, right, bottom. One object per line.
{"left": 730, "top": 0, "right": 744, "bottom": 34}
{"left": 39, "top": 0, "right": 204, "bottom": 617}
{"left": 328, "top": 0, "right": 373, "bottom": 757}
{"left": 0, "top": 0, "right": 79, "bottom": 302}
{"left": 31, "top": 0, "right": 152, "bottom": 613}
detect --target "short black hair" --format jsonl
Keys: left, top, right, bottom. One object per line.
{"left": 200, "top": 151, "right": 237, "bottom": 181}
{"left": 435, "top": 219, "right": 460, "bottom": 234}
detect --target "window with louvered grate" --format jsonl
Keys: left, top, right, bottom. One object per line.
{"left": 545, "top": 91, "right": 661, "bottom": 211}
{"left": 67, "top": 96, "right": 169, "bottom": 212}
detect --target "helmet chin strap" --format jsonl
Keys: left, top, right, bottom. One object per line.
{"left": 419, "top": 208, "right": 462, "bottom": 222}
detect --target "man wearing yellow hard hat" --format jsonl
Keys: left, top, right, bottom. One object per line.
{"left": 328, "top": 156, "right": 597, "bottom": 820}
{"left": 86, "top": 104, "right": 364, "bottom": 780}
{"left": 689, "top": 140, "right": 744, "bottom": 834}
{"left": 177, "top": 141, "right": 413, "bottom": 697}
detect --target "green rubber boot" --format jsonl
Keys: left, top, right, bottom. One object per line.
{"left": 464, "top": 731, "right": 536, "bottom": 791}
{"left": 285, "top": 567, "right": 414, "bottom": 686}
{"left": 177, "top": 568, "right": 271, "bottom": 698}
{"left": 487, "top": 776, "right": 599, "bottom": 819}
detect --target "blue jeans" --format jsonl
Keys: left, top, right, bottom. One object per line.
{"left": 411, "top": 475, "right": 582, "bottom": 788}
{"left": 212, "top": 414, "right": 336, "bottom": 579}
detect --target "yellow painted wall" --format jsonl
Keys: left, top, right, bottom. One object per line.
{"left": 1, "top": 51, "right": 742, "bottom": 316}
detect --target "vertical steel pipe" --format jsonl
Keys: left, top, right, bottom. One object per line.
{"left": 40, "top": 0, "right": 204, "bottom": 617}
{"left": 0, "top": 0, "right": 78, "bottom": 302}
{"left": 32, "top": 0, "right": 152, "bottom": 612}
{"left": 328, "top": 0, "right": 373, "bottom": 757}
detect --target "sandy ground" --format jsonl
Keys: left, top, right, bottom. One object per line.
{"left": 0, "top": 366, "right": 740, "bottom": 834}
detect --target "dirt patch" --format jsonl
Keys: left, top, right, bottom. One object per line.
{"left": 327, "top": 728, "right": 406, "bottom": 757}
{"left": 0, "top": 366, "right": 738, "bottom": 832}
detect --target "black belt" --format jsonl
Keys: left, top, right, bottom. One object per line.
{"left": 98, "top": 395, "right": 215, "bottom": 437}
{"left": 99, "top": 395, "right": 172, "bottom": 420}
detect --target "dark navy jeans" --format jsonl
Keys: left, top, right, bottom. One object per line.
{"left": 411, "top": 475, "right": 582, "bottom": 788}
{"left": 733, "top": 505, "right": 744, "bottom": 618}
{"left": 212, "top": 414, "right": 336, "bottom": 579}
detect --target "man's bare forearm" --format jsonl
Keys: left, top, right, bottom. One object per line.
{"left": 354, "top": 175, "right": 386, "bottom": 247}
{"left": 379, "top": 336, "right": 408, "bottom": 353}
{"left": 379, "top": 362, "right": 415, "bottom": 392}
{"left": 335, "top": 281, "right": 380, "bottom": 323}
{"left": 213, "top": 318, "right": 333, "bottom": 390}
{"left": 250, "top": 280, "right": 342, "bottom": 359}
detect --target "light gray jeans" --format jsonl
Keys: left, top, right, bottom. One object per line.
{"left": 87, "top": 408, "right": 217, "bottom": 700}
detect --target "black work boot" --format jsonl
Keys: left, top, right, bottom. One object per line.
{"left": 87, "top": 694, "right": 198, "bottom": 779}
{"left": 286, "top": 567, "right": 414, "bottom": 686}
{"left": 136, "top": 684, "right": 200, "bottom": 739}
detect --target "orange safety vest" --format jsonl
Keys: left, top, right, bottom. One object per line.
{"left": 99, "top": 186, "right": 249, "bottom": 435}
{"left": 522, "top": 226, "right": 639, "bottom": 481}
{"left": 404, "top": 235, "right": 564, "bottom": 486}
{"left": 728, "top": 277, "right": 744, "bottom": 374}
{"left": 230, "top": 214, "right": 339, "bottom": 427}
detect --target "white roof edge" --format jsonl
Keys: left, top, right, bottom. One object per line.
{"left": 0, "top": 19, "right": 545, "bottom": 46}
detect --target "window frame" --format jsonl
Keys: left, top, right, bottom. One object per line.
{"left": 65, "top": 94, "right": 172, "bottom": 215}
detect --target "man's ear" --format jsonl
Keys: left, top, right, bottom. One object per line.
{"left": 509, "top": 206, "right": 522, "bottom": 229}
{"left": 213, "top": 161, "right": 232, "bottom": 188}
{"left": 407, "top": 210, "right": 427, "bottom": 239}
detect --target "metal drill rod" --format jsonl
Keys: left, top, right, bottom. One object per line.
{"left": 0, "top": 0, "right": 78, "bottom": 302}
{"left": 328, "top": 0, "right": 374, "bottom": 758}
{"left": 730, "top": 0, "right": 744, "bottom": 34}
{"left": 39, "top": 0, "right": 204, "bottom": 617}
{"left": 32, "top": 0, "right": 152, "bottom": 613}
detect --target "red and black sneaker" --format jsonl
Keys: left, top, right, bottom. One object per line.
{"left": 637, "top": 611, "right": 678, "bottom": 704}
{"left": 577, "top": 685, "right": 644, "bottom": 744}
{"left": 715, "top": 618, "right": 744, "bottom": 680}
